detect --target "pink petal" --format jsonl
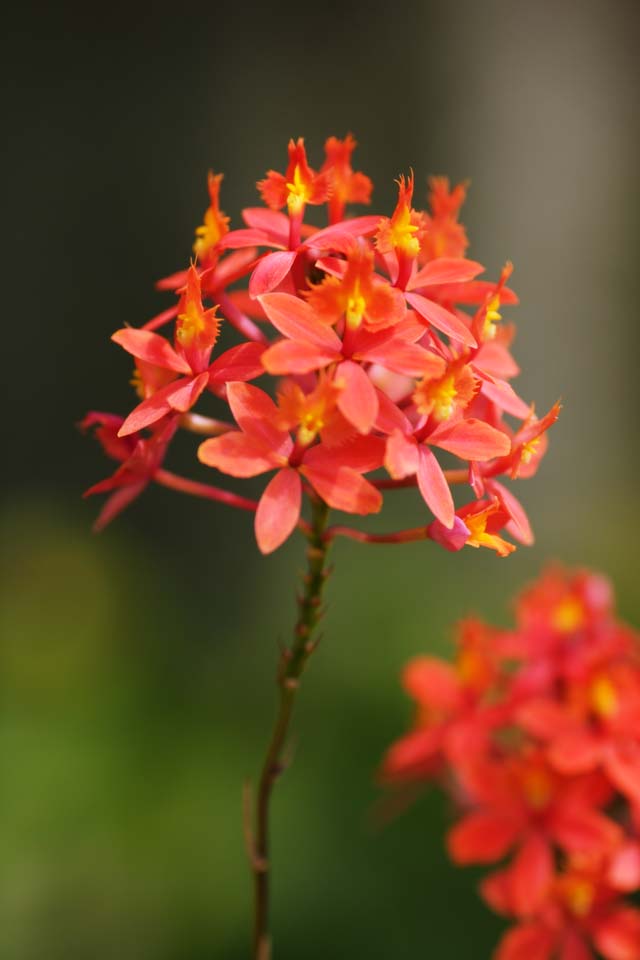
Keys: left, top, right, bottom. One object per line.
{"left": 417, "top": 446, "right": 454, "bottom": 527}
{"left": 249, "top": 251, "right": 298, "bottom": 297}
{"left": 488, "top": 480, "right": 534, "bottom": 545}
{"left": 477, "top": 371, "right": 531, "bottom": 419}
{"left": 427, "top": 516, "right": 470, "bottom": 552}
{"left": 219, "top": 227, "right": 284, "bottom": 250}
{"left": 407, "top": 257, "right": 484, "bottom": 290}
{"left": 405, "top": 291, "right": 477, "bottom": 347}
{"left": 197, "top": 431, "right": 279, "bottom": 477}
{"left": 474, "top": 340, "right": 520, "bottom": 379}
{"left": 241, "top": 207, "right": 290, "bottom": 245}
{"left": 305, "top": 215, "right": 381, "bottom": 251}
{"left": 111, "top": 328, "right": 191, "bottom": 374}
{"left": 335, "top": 360, "right": 379, "bottom": 434}
{"left": 608, "top": 843, "right": 640, "bottom": 892}
{"left": 255, "top": 468, "right": 302, "bottom": 554}
{"left": 430, "top": 418, "right": 511, "bottom": 461}
{"left": 375, "top": 391, "right": 412, "bottom": 435}
{"left": 258, "top": 292, "right": 342, "bottom": 350}
{"left": 385, "top": 430, "right": 419, "bottom": 478}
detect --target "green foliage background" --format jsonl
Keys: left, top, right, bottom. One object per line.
{"left": 3, "top": 0, "right": 639, "bottom": 956}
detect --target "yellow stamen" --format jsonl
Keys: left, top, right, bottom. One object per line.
{"left": 176, "top": 305, "right": 206, "bottom": 348}
{"left": 391, "top": 204, "right": 420, "bottom": 257}
{"left": 521, "top": 437, "right": 541, "bottom": 464}
{"left": 286, "top": 165, "right": 310, "bottom": 215}
{"left": 565, "top": 879, "right": 594, "bottom": 917}
{"left": 483, "top": 295, "right": 502, "bottom": 339}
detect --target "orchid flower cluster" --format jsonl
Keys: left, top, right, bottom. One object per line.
{"left": 383, "top": 567, "right": 640, "bottom": 960}
{"left": 82, "top": 135, "right": 558, "bottom": 554}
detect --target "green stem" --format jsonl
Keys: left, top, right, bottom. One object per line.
{"left": 251, "top": 497, "right": 331, "bottom": 960}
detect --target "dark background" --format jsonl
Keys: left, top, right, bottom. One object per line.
{"left": 3, "top": 1, "right": 640, "bottom": 957}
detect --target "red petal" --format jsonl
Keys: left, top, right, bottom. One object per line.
{"left": 382, "top": 727, "right": 444, "bottom": 780}
{"left": 208, "top": 342, "right": 266, "bottom": 387}
{"left": 336, "top": 360, "right": 379, "bottom": 434}
{"left": 549, "top": 731, "right": 603, "bottom": 774}
{"left": 306, "top": 436, "right": 385, "bottom": 473}
{"left": 197, "top": 431, "right": 279, "bottom": 477}
{"left": 417, "top": 446, "right": 454, "bottom": 527}
{"left": 494, "top": 924, "right": 555, "bottom": 960}
{"left": 430, "top": 419, "right": 511, "bottom": 461}
{"left": 357, "top": 339, "right": 446, "bottom": 378}
{"left": 166, "top": 371, "right": 209, "bottom": 413}
{"left": 92, "top": 481, "right": 147, "bottom": 532}
{"left": 262, "top": 339, "right": 340, "bottom": 375}
{"left": 593, "top": 907, "right": 640, "bottom": 960}
{"left": 254, "top": 468, "right": 302, "bottom": 554}
{"left": 402, "top": 656, "right": 461, "bottom": 710}
{"left": 407, "top": 257, "right": 484, "bottom": 290}
{"left": 226, "top": 382, "right": 292, "bottom": 452}
{"left": 405, "top": 291, "right": 477, "bottom": 347}
{"left": 249, "top": 251, "right": 298, "bottom": 297}
{"left": 448, "top": 810, "right": 520, "bottom": 863}
{"left": 605, "top": 743, "right": 640, "bottom": 806}
{"left": 509, "top": 834, "right": 554, "bottom": 916}
{"left": 259, "top": 292, "right": 342, "bottom": 349}
{"left": 111, "top": 328, "right": 191, "bottom": 374}
{"left": 550, "top": 806, "right": 621, "bottom": 856}
{"left": 302, "top": 464, "right": 382, "bottom": 515}
{"left": 117, "top": 379, "right": 186, "bottom": 436}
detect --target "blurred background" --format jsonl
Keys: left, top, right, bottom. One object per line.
{"left": 3, "top": 0, "right": 640, "bottom": 956}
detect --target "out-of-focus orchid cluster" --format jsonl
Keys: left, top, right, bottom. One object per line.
{"left": 383, "top": 567, "right": 640, "bottom": 960}
{"left": 82, "top": 135, "right": 558, "bottom": 554}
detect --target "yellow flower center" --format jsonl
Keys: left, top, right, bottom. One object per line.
{"left": 565, "top": 879, "right": 594, "bottom": 917}
{"left": 551, "top": 598, "right": 584, "bottom": 633}
{"left": 590, "top": 675, "right": 618, "bottom": 718}
{"left": 521, "top": 767, "right": 553, "bottom": 811}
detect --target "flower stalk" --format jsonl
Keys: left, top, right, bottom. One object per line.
{"left": 250, "top": 496, "right": 331, "bottom": 960}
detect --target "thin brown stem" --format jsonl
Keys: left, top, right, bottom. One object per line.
{"left": 250, "top": 497, "right": 331, "bottom": 960}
